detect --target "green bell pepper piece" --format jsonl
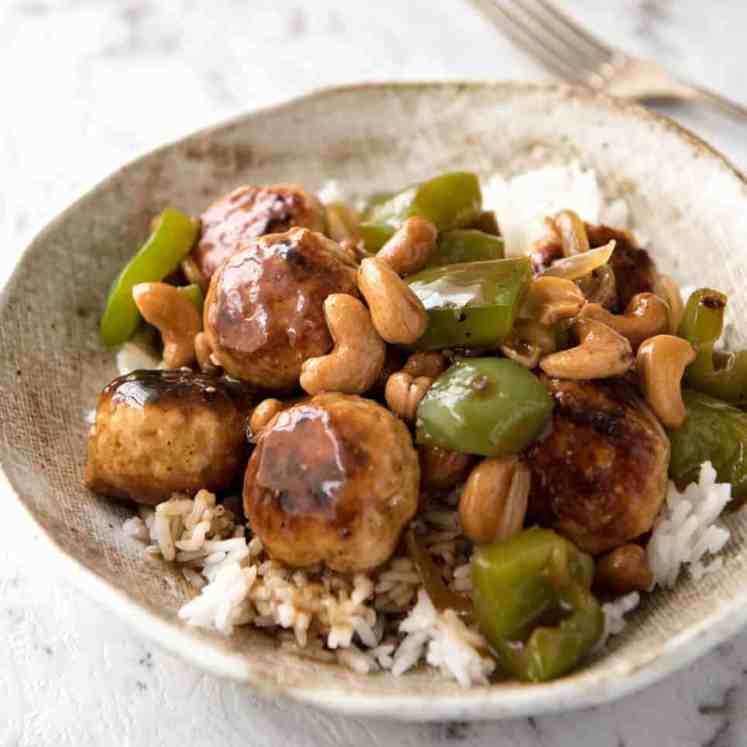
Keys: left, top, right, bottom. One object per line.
{"left": 100, "top": 208, "right": 199, "bottom": 347}
{"left": 416, "top": 358, "right": 553, "bottom": 457}
{"left": 467, "top": 210, "right": 501, "bottom": 236}
{"left": 669, "top": 389, "right": 747, "bottom": 500}
{"left": 366, "top": 172, "right": 482, "bottom": 231}
{"left": 472, "top": 527, "right": 603, "bottom": 683}
{"left": 359, "top": 222, "right": 395, "bottom": 253}
{"left": 428, "top": 229, "right": 505, "bottom": 267}
{"left": 177, "top": 283, "right": 205, "bottom": 314}
{"left": 407, "top": 257, "right": 531, "bottom": 350}
{"left": 678, "top": 288, "right": 747, "bottom": 401}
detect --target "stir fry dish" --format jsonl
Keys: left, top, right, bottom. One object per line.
{"left": 85, "top": 171, "right": 742, "bottom": 687}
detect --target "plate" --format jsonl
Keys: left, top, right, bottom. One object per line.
{"left": 3, "top": 82, "right": 747, "bottom": 721}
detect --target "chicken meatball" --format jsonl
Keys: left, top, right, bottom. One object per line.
{"left": 84, "top": 369, "right": 253, "bottom": 504}
{"left": 527, "top": 222, "right": 657, "bottom": 311}
{"left": 526, "top": 377, "right": 669, "bottom": 554}
{"left": 191, "top": 184, "right": 325, "bottom": 281}
{"left": 204, "top": 227, "right": 358, "bottom": 390}
{"left": 244, "top": 393, "right": 419, "bottom": 573}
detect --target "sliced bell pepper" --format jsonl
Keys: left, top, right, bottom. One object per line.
{"left": 366, "top": 172, "right": 482, "bottom": 231}
{"left": 359, "top": 222, "right": 396, "bottom": 253}
{"left": 416, "top": 358, "right": 553, "bottom": 457}
{"left": 407, "top": 257, "right": 532, "bottom": 351}
{"left": 668, "top": 389, "right": 747, "bottom": 501}
{"left": 678, "top": 288, "right": 747, "bottom": 401}
{"left": 471, "top": 527, "right": 602, "bottom": 682}
{"left": 100, "top": 208, "right": 199, "bottom": 347}
{"left": 428, "top": 229, "right": 505, "bottom": 267}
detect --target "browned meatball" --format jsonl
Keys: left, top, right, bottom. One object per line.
{"left": 191, "top": 184, "right": 325, "bottom": 282}
{"left": 244, "top": 393, "right": 419, "bottom": 573}
{"left": 527, "top": 222, "right": 657, "bottom": 312}
{"left": 525, "top": 377, "right": 669, "bottom": 554}
{"left": 84, "top": 370, "right": 253, "bottom": 505}
{"left": 586, "top": 224, "right": 657, "bottom": 310}
{"left": 204, "top": 228, "right": 358, "bottom": 390}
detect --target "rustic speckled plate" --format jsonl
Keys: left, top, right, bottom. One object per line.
{"left": 3, "top": 82, "right": 747, "bottom": 721}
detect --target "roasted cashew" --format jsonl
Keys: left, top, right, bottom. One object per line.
{"left": 132, "top": 282, "right": 202, "bottom": 368}
{"left": 636, "top": 334, "right": 695, "bottom": 428}
{"left": 653, "top": 273, "right": 685, "bottom": 333}
{"left": 325, "top": 202, "right": 361, "bottom": 244}
{"left": 554, "top": 209, "right": 590, "bottom": 256}
{"left": 357, "top": 257, "right": 428, "bottom": 344}
{"left": 401, "top": 351, "right": 447, "bottom": 380}
{"left": 180, "top": 255, "right": 208, "bottom": 292}
{"left": 500, "top": 319, "right": 557, "bottom": 369}
{"left": 194, "top": 331, "right": 218, "bottom": 372}
{"left": 522, "top": 276, "right": 586, "bottom": 326}
{"left": 577, "top": 265, "right": 617, "bottom": 309}
{"left": 299, "top": 293, "right": 386, "bottom": 395}
{"left": 579, "top": 292, "right": 670, "bottom": 349}
{"left": 376, "top": 216, "right": 437, "bottom": 276}
{"left": 385, "top": 371, "right": 432, "bottom": 422}
{"left": 459, "top": 457, "right": 530, "bottom": 545}
{"left": 540, "top": 318, "right": 634, "bottom": 379}
{"left": 249, "top": 398, "right": 285, "bottom": 441}
{"left": 418, "top": 444, "right": 474, "bottom": 490}
{"left": 594, "top": 544, "right": 653, "bottom": 595}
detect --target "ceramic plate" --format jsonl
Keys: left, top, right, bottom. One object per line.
{"left": 3, "top": 82, "right": 747, "bottom": 721}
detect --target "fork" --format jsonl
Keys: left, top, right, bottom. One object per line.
{"left": 470, "top": 0, "right": 747, "bottom": 122}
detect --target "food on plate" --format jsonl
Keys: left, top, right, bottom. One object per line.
{"left": 87, "top": 167, "right": 740, "bottom": 687}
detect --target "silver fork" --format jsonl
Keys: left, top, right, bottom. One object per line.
{"left": 471, "top": 0, "right": 747, "bottom": 122}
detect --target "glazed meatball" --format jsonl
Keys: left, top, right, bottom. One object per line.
{"left": 585, "top": 224, "right": 657, "bottom": 310}
{"left": 191, "top": 184, "right": 325, "bottom": 281}
{"left": 84, "top": 370, "right": 253, "bottom": 505}
{"left": 204, "top": 227, "right": 358, "bottom": 390}
{"left": 527, "top": 222, "right": 657, "bottom": 311}
{"left": 526, "top": 377, "right": 669, "bottom": 554}
{"left": 244, "top": 393, "right": 419, "bottom": 573}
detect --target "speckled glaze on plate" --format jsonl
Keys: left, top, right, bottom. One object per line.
{"left": 2, "top": 82, "right": 747, "bottom": 721}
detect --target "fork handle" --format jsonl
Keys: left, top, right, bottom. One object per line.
{"left": 689, "top": 83, "right": 747, "bottom": 123}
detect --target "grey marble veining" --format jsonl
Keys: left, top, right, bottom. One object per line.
{"left": 3, "top": 1, "right": 747, "bottom": 745}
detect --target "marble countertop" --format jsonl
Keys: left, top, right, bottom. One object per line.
{"left": 3, "top": 1, "right": 747, "bottom": 745}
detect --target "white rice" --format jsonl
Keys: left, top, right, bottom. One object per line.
{"left": 115, "top": 339, "right": 162, "bottom": 375}
{"left": 132, "top": 490, "right": 486, "bottom": 686}
{"left": 647, "top": 462, "right": 732, "bottom": 589}
{"left": 481, "top": 162, "right": 632, "bottom": 256}
{"left": 595, "top": 592, "right": 641, "bottom": 653}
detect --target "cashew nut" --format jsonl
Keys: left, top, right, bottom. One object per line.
{"left": 385, "top": 371, "right": 432, "bottom": 421}
{"left": 249, "top": 398, "right": 285, "bottom": 441}
{"left": 325, "top": 202, "right": 361, "bottom": 244}
{"left": 376, "top": 216, "right": 437, "bottom": 276}
{"left": 402, "top": 351, "right": 447, "bottom": 380}
{"left": 459, "top": 457, "right": 530, "bottom": 545}
{"left": 180, "top": 255, "right": 208, "bottom": 292}
{"left": 522, "top": 276, "right": 586, "bottom": 326}
{"left": 540, "top": 318, "right": 634, "bottom": 379}
{"left": 636, "top": 334, "right": 695, "bottom": 428}
{"left": 594, "top": 544, "right": 653, "bottom": 595}
{"left": 500, "top": 319, "right": 557, "bottom": 369}
{"left": 194, "top": 331, "right": 218, "bottom": 372}
{"left": 554, "top": 209, "right": 590, "bottom": 255}
{"left": 418, "top": 444, "right": 474, "bottom": 490}
{"left": 300, "top": 293, "right": 386, "bottom": 395}
{"left": 357, "top": 257, "right": 428, "bottom": 344}
{"left": 132, "top": 282, "right": 202, "bottom": 368}
{"left": 579, "top": 292, "right": 670, "bottom": 349}
{"left": 653, "top": 273, "right": 685, "bottom": 333}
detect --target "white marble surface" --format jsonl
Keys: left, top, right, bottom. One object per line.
{"left": 3, "top": 1, "right": 747, "bottom": 745}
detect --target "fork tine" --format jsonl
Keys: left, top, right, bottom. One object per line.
{"left": 530, "top": 0, "right": 616, "bottom": 63}
{"left": 474, "top": 0, "right": 589, "bottom": 83}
